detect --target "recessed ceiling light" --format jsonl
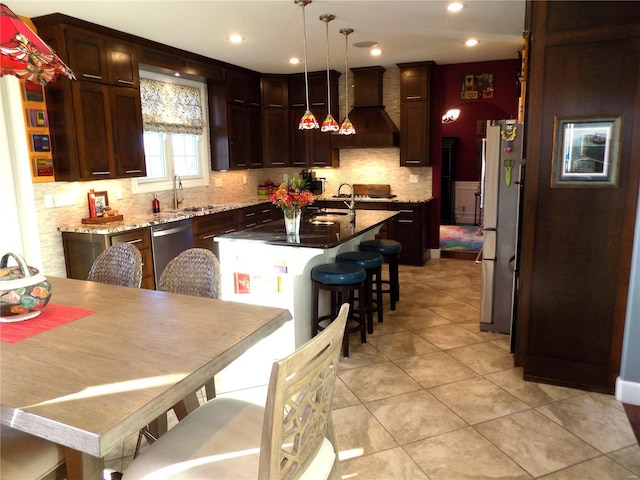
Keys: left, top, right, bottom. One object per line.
{"left": 370, "top": 48, "right": 382, "bottom": 56}
{"left": 465, "top": 38, "right": 479, "bottom": 47}
{"left": 228, "top": 34, "right": 245, "bottom": 44}
{"left": 447, "top": 2, "right": 464, "bottom": 13}
{"left": 289, "top": 57, "right": 301, "bottom": 65}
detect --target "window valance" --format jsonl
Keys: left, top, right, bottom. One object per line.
{"left": 140, "top": 78, "right": 204, "bottom": 135}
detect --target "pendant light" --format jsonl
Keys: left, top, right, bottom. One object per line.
{"left": 295, "top": 0, "right": 319, "bottom": 130}
{"left": 319, "top": 14, "right": 339, "bottom": 132}
{"left": 338, "top": 28, "right": 356, "bottom": 135}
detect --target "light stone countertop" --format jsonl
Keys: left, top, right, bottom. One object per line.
{"left": 57, "top": 195, "right": 433, "bottom": 235}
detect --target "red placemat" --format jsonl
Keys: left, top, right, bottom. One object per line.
{"left": 0, "top": 303, "right": 95, "bottom": 344}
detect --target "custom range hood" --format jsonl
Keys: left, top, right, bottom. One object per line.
{"left": 331, "top": 66, "right": 399, "bottom": 149}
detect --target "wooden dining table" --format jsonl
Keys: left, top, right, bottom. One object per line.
{"left": 0, "top": 276, "right": 292, "bottom": 479}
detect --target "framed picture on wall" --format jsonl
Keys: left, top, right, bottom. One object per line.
{"left": 551, "top": 114, "right": 622, "bottom": 188}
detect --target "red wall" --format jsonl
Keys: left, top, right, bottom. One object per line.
{"left": 434, "top": 59, "right": 520, "bottom": 182}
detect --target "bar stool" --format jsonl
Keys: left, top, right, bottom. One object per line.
{"left": 359, "top": 239, "right": 402, "bottom": 310}
{"left": 336, "top": 251, "right": 384, "bottom": 334}
{"left": 311, "top": 263, "right": 367, "bottom": 357}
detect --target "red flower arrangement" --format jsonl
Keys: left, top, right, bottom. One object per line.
{"left": 270, "top": 177, "right": 314, "bottom": 211}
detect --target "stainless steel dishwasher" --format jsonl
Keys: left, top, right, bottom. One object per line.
{"left": 150, "top": 219, "right": 194, "bottom": 286}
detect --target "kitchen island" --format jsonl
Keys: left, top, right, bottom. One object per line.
{"left": 215, "top": 209, "right": 398, "bottom": 350}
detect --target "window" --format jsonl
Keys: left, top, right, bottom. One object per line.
{"left": 132, "top": 71, "right": 210, "bottom": 194}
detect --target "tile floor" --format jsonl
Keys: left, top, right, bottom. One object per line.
{"left": 107, "top": 258, "right": 640, "bottom": 479}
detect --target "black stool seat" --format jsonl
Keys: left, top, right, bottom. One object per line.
{"left": 359, "top": 239, "right": 402, "bottom": 310}
{"left": 311, "top": 263, "right": 366, "bottom": 357}
{"left": 336, "top": 251, "right": 384, "bottom": 334}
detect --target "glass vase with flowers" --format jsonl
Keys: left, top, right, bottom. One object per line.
{"left": 270, "top": 177, "right": 315, "bottom": 238}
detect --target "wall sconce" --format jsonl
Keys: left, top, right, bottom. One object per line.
{"left": 441, "top": 108, "right": 461, "bottom": 124}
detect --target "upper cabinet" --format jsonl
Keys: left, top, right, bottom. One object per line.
{"left": 32, "top": 16, "right": 145, "bottom": 181}
{"left": 66, "top": 29, "right": 139, "bottom": 87}
{"left": 262, "top": 75, "right": 289, "bottom": 168}
{"left": 210, "top": 69, "right": 263, "bottom": 170}
{"left": 397, "top": 61, "right": 434, "bottom": 166}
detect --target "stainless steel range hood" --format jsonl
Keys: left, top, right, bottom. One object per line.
{"left": 331, "top": 66, "right": 400, "bottom": 149}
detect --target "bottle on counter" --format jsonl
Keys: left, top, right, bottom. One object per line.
{"left": 152, "top": 194, "right": 160, "bottom": 213}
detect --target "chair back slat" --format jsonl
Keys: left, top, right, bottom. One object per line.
{"left": 259, "top": 304, "right": 348, "bottom": 480}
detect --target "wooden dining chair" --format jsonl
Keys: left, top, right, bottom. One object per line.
{"left": 123, "top": 304, "right": 348, "bottom": 480}
{"left": 0, "top": 425, "right": 66, "bottom": 480}
{"left": 87, "top": 243, "right": 143, "bottom": 288}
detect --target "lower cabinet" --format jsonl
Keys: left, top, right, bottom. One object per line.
{"left": 192, "top": 210, "right": 238, "bottom": 252}
{"left": 61, "top": 227, "right": 154, "bottom": 289}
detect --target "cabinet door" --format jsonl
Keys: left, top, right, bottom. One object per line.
{"left": 400, "top": 101, "right": 428, "bottom": 166}
{"left": 72, "top": 81, "right": 113, "bottom": 179}
{"left": 289, "top": 108, "right": 309, "bottom": 166}
{"left": 108, "top": 39, "right": 139, "bottom": 87}
{"left": 263, "top": 109, "right": 289, "bottom": 167}
{"left": 228, "top": 104, "right": 247, "bottom": 169}
{"left": 246, "top": 106, "right": 263, "bottom": 168}
{"left": 262, "top": 76, "right": 288, "bottom": 108}
{"left": 111, "top": 87, "right": 146, "bottom": 177}
{"left": 400, "top": 68, "right": 428, "bottom": 101}
{"left": 66, "top": 29, "right": 108, "bottom": 83}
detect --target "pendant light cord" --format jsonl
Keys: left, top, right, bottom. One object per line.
{"left": 325, "top": 19, "right": 331, "bottom": 113}
{"left": 302, "top": 4, "right": 311, "bottom": 112}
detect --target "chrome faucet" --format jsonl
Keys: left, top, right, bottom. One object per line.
{"left": 336, "top": 182, "right": 356, "bottom": 221}
{"left": 173, "top": 175, "right": 183, "bottom": 210}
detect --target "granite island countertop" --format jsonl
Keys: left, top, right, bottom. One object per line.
{"left": 215, "top": 210, "right": 398, "bottom": 249}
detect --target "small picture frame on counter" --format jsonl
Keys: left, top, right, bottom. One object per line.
{"left": 88, "top": 191, "right": 109, "bottom": 217}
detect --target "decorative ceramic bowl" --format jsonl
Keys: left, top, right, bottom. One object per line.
{"left": 0, "top": 252, "right": 52, "bottom": 322}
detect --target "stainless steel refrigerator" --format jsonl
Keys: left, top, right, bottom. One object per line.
{"left": 480, "top": 120, "right": 525, "bottom": 345}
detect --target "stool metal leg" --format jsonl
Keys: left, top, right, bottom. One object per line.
{"left": 389, "top": 254, "right": 399, "bottom": 310}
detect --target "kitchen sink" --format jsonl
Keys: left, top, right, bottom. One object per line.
{"left": 313, "top": 210, "right": 348, "bottom": 216}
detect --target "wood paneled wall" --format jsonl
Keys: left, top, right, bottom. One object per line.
{"left": 515, "top": 1, "right": 640, "bottom": 392}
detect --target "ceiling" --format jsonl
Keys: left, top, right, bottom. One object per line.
{"left": 11, "top": 0, "right": 526, "bottom": 74}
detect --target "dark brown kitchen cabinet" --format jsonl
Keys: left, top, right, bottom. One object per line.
{"left": 262, "top": 75, "right": 290, "bottom": 167}
{"left": 386, "top": 203, "right": 429, "bottom": 266}
{"left": 238, "top": 204, "right": 273, "bottom": 229}
{"left": 31, "top": 17, "right": 146, "bottom": 181}
{"left": 61, "top": 228, "right": 154, "bottom": 290}
{"left": 192, "top": 210, "right": 239, "bottom": 252}
{"left": 65, "top": 29, "right": 139, "bottom": 87}
{"left": 397, "top": 62, "right": 434, "bottom": 167}
{"left": 211, "top": 69, "right": 263, "bottom": 170}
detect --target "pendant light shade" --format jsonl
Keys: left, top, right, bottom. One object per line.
{"left": 319, "top": 14, "right": 339, "bottom": 133}
{"left": 295, "top": 0, "right": 318, "bottom": 130}
{"left": 339, "top": 28, "right": 356, "bottom": 136}
{"left": 0, "top": 3, "right": 75, "bottom": 85}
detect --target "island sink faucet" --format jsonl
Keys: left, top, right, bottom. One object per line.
{"left": 336, "top": 183, "right": 356, "bottom": 221}
{"left": 173, "top": 175, "right": 183, "bottom": 210}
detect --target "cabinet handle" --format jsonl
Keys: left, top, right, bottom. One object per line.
{"left": 82, "top": 74, "right": 103, "bottom": 80}
{"left": 311, "top": 102, "right": 325, "bottom": 106}
{"left": 261, "top": 219, "right": 271, "bottom": 224}
{"left": 117, "top": 79, "right": 135, "bottom": 85}
{"left": 224, "top": 228, "right": 236, "bottom": 234}
{"left": 125, "top": 238, "right": 143, "bottom": 244}
{"left": 399, "top": 209, "right": 414, "bottom": 213}
{"left": 125, "top": 169, "right": 142, "bottom": 174}
{"left": 406, "top": 95, "right": 422, "bottom": 100}
{"left": 405, "top": 160, "right": 421, "bottom": 164}
{"left": 202, "top": 234, "right": 216, "bottom": 240}
{"left": 246, "top": 222, "right": 257, "bottom": 228}
{"left": 291, "top": 103, "right": 305, "bottom": 108}
{"left": 261, "top": 209, "right": 270, "bottom": 214}
{"left": 245, "top": 212, "right": 256, "bottom": 217}
{"left": 399, "top": 219, "right": 414, "bottom": 224}
{"left": 92, "top": 171, "right": 111, "bottom": 176}
{"left": 269, "top": 103, "right": 284, "bottom": 107}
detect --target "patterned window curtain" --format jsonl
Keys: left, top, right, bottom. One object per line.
{"left": 140, "top": 78, "right": 204, "bottom": 135}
